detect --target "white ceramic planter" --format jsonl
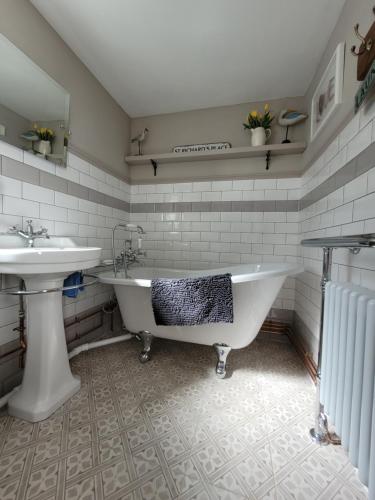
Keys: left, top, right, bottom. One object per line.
{"left": 36, "top": 140, "right": 51, "bottom": 156}
{"left": 250, "top": 127, "right": 271, "bottom": 146}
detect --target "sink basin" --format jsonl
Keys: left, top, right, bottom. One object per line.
{"left": 0, "top": 234, "right": 102, "bottom": 422}
{"left": 0, "top": 246, "right": 101, "bottom": 274}
{"left": 0, "top": 236, "right": 101, "bottom": 275}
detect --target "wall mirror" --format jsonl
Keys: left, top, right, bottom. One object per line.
{"left": 0, "top": 34, "right": 70, "bottom": 166}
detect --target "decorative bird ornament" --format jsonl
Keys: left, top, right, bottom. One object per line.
{"left": 278, "top": 110, "right": 308, "bottom": 143}
{"left": 131, "top": 127, "right": 149, "bottom": 155}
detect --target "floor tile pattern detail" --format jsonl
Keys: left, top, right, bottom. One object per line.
{"left": 0, "top": 338, "right": 368, "bottom": 499}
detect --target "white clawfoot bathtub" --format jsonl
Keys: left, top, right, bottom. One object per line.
{"left": 99, "top": 263, "right": 302, "bottom": 376}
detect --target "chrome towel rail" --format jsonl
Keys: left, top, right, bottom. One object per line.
{"left": 0, "top": 273, "right": 98, "bottom": 296}
{"left": 301, "top": 233, "right": 375, "bottom": 249}
{"left": 301, "top": 233, "right": 375, "bottom": 446}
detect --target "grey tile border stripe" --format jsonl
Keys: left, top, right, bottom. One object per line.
{"left": 40, "top": 171, "right": 69, "bottom": 194}
{"left": 356, "top": 141, "right": 375, "bottom": 177}
{"left": 2, "top": 156, "right": 40, "bottom": 185}
{"left": 300, "top": 142, "right": 375, "bottom": 211}
{"left": 0, "top": 155, "right": 130, "bottom": 213}
{"left": 1, "top": 141, "right": 374, "bottom": 215}
{"left": 130, "top": 200, "right": 300, "bottom": 213}
{"left": 68, "top": 181, "right": 89, "bottom": 200}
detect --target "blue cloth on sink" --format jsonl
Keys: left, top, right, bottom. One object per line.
{"left": 151, "top": 273, "right": 233, "bottom": 326}
{"left": 63, "top": 272, "right": 84, "bottom": 298}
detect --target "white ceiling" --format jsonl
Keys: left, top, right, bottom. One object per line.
{"left": 31, "top": 0, "right": 345, "bottom": 117}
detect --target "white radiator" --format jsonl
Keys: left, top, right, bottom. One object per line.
{"left": 321, "top": 282, "right": 375, "bottom": 492}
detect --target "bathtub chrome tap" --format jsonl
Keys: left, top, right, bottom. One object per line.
{"left": 9, "top": 219, "right": 50, "bottom": 248}
{"left": 111, "top": 223, "right": 146, "bottom": 277}
{"left": 213, "top": 343, "right": 232, "bottom": 378}
{"left": 124, "top": 239, "right": 146, "bottom": 267}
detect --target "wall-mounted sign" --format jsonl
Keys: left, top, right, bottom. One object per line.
{"left": 355, "top": 59, "right": 375, "bottom": 112}
{"left": 173, "top": 142, "right": 231, "bottom": 153}
{"left": 310, "top": 42, "right": 345, "bottom": 142}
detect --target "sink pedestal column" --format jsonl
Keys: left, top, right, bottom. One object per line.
{"left": 8, "top": 276, "right": 80, "bottom": 422}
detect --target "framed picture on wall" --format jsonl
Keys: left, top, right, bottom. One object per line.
{"left": 310, "top": 42, "right": 345, "bottom": 141}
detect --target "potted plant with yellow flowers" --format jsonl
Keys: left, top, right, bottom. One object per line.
{"left": 243, "top": 104, "right": 274, "bottom": 146}
{"left": 34, "top": 127, "right": 55, "bottom": 156}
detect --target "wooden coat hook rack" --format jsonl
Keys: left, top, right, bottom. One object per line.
{"left": 351, "top": 6, "right": 375, "bottom": 80}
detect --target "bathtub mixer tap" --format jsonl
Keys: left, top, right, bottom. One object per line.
{"left": 112, "top": 223, "right": 146, "bottom": 277}
{"left": 122, "top": 239, "right": 146, "bottom": 267}
{"left": 9, "top": 219, "right": 50, "bottom": 248}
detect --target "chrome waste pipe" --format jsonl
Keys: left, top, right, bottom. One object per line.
{"left": 68, "top": 333, "right": 132, "bottom": 359}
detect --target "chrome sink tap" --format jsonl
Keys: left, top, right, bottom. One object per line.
{"left": 9, "top": 219, "right": 50, "bottom": 248}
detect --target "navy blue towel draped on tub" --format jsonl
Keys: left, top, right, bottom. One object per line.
{"left": 151, "top": 273, "right": 233, "bottom": 326}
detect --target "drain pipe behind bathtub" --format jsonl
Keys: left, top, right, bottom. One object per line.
{"left": 68, "top": 295, "right": 133, "bottom": 359}
{"left": 68, "top": 332, "right": 132, "bottom": 359}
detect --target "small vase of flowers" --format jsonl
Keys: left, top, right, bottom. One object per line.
{"left": 243, "top": 104, "right": 274, "bottom": 146}
{"left": 34, "top": 127, "right": 55, "bottom": 156}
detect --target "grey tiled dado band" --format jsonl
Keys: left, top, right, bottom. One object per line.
{"left": 0, "top": 155, "right": 299, "bottom": 214}
{"left": 0, "top": 156, "right": 130, "bottom": 213}
{"left": 1, "top": 141, "right": 374, "bottom": 215}
{"left": 300, "top": 141, "right": 375, "bottom": 210}
{"left": 131, "top": 200, "right": 299, "bottom": 213}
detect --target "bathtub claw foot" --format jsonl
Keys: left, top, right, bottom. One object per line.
{"left": 138, "top": 331, "right": 153, "bottom": 363}
{"left": 213, "top": 343, "right": 232, "bottom": 379}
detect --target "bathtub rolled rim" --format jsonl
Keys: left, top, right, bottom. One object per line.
{"left": 98, "top": 262, "right": 304, "bottom": 287}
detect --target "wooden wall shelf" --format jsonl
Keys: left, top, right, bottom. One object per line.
{"left": 125, "top": 142, "right": 306, "bottom": 166}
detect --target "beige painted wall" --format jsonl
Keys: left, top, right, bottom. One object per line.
{"left": 129, "top": 96, "right": 307, "bottom": 182}
{"left": 0, "top": 0, "right": 130, "bottom": 180}
{"left": 304, "top": 0, "right": 374, "bottom": 166}
{"left": 0, "top": 102, "right": 30, "bottom": 149}
{"left": 131, "top": 97, "right": 307, "bottom": 154}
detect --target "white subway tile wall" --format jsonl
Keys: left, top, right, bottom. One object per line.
{"left": 0, "top": 147, "right": 130, "bottom": 347}
{"left": 130, "top": 179, "right": 301, "bottom": 314}
{"left": 298, "top": 103, "right": 375, "bottom": 354}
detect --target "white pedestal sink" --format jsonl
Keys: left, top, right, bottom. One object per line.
{"left": 0, "top": 238, "right": 101, "bottom": 422}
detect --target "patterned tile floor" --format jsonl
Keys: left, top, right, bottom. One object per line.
{"left": 0, "top": 337, "right": 369, "bottom": 500}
